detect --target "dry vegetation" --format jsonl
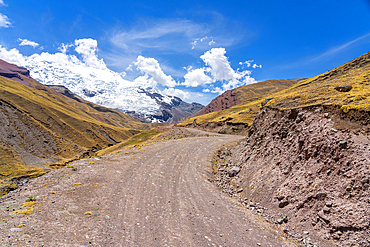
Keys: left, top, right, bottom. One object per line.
{"left": 0, "top": 71, "right": 152, "bottom": 190}
{"left": 179, "top": 52, "right": 370, "bottom": 127}
{"left": 267, "top": 52, "right": 370, "bottom": 113}
{"left": 96, "top": 128, "right": 164, "bottom": 156}
{"left": 179, "top": 79, "right": 301, "bottom": 127}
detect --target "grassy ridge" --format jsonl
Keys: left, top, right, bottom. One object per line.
{"left": 266, "top": 52, "right": 370, "bottom": 112}
{"left": 179, "top": 79, "right": 300, "bottom": 126}
{"left": 179, "top": 52, "right": 370, "bottom": 127}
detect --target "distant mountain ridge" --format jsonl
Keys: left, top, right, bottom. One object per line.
{"left": 191, "top": 79, "right": 302, "bottom": 118}
{"left": 135, "top": 88, "right": 203, "bottom": 124}
{"left": 18, "top": 57, "right": 202, "bottom": 123}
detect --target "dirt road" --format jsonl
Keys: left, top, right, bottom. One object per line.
{"left": 0, "top": 129, "right": 296, "bottom": 246}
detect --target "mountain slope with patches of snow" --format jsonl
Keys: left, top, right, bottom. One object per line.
{"left": 0, "top": 39, "right": 203, "bottom": 122}
{"left": 26, "top": 56, "right": 162, "bottom": 116}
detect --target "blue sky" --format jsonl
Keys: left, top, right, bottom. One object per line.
{"left": 0, "top": 0, "right": 369, "bottom": 105}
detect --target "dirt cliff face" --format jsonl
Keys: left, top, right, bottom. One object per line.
{"left": 211, "top": 106, "right": 370, "bottom": 246}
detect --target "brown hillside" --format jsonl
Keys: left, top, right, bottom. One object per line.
{"left": 0, "top": 60, "right": 151, "bottom": 190}
{"left": 180, "top": 51, "right": 370, "bottom": 134}
{"left": 192, "top": 79, "right": 301, "bottom": 118}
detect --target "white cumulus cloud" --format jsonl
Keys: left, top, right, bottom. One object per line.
{"left": 74, "top": 38, "right": 107, "bottom": 70}
{"left": 183, "top": 47, "right": 258, "bottom": 94}
{"left": 58, "top": 43, "right": 73, "bottom": 54}
{"left": 183, "top": 67, "right": 212, "bottom": 87}
{"left": 18, "top": 38, "right": 39, "bottom": 48}
{"left": 200, "top": 48, "right": 237, "bottom": 81}
{"left": 0, "top": 13, "right": 10, "bottom": 28}
{"left": 0, "top": 45, "right": 26, "bottom": 64}
{"left": 162, "top": 88, "right": 190, "bottom": 100}
{"left": 134, "top": 56, "right": 177, "bottom": 88}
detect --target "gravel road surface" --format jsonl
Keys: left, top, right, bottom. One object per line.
{"left": 0, "top": 129, "right": 296, "bottom": 246}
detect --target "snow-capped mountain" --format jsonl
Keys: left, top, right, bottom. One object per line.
{"left": 19, "top": 54, "right": 201, "bottom": 123}
{"left": 0, "top": 39, "right": 203, "bottom": 123}
{"left": 26, "top": 57, "right": 161, "bottom": 116}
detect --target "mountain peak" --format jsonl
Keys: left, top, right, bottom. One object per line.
{"left": 16, "top": 57, "right": 203, "bottom": 123}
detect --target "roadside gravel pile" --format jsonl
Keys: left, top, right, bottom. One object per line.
{"left": 210, "top": 106, "right": 370, "bottom": 247}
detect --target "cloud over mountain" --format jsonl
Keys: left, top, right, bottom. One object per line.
{"left": 134, "top": 56, "right": 177, "bottom": 88}
{"left": 0, "top": 37, "right": 260, "bottom": 112}
{"left": 183, "top": 48, "right": 259, "bottom": 93}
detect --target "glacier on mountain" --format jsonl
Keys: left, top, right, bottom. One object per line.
{"left": 0, "top": 38, "right": 189, "bottom": 119}
{"left": 25, "top": 54, "right": 167, "bottom": 116}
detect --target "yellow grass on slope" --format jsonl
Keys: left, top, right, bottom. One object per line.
{"left": 179, "top": 51, "right": 370, "bottom": 127}
{"left": 0, "top": 72, "right": 152, "bottom": 184}
{"left": 178, "top": 79, "right": 299, "bottom": 127}
{"left": 266, "top": 52, "right": 370, "bottom": 112}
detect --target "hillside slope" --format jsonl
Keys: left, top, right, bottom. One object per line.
{"left": 180, "top": 52, "right": 370, "bottom": 133}
{"left": 266, "top": 51, "right": 370, "bottom": 112}
{"left": 178, "top": 79, "right": 301, "bottom": 133}
{"left": 192, "top": 79, "right": 301, "bottom": 118}
{"left": 0, "top": 60, "right": 151, "bottom": 187}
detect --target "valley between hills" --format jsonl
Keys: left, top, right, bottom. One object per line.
{"left": 0, "top": 52, "right": 369, "bottom": 246}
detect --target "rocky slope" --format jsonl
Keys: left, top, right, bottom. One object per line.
{"left": 0, "top": 60, "right": 152, "bottom": 192}
{"left": 191, "top": 89, "right": 239, "bottom": 117}
{"left": 205, "top": 51, "right": 370, "bottom": 246}
{"left": 210, "top": 106, "right": 370, "bottom": 246}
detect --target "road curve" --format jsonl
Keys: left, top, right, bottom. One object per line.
{"left": 0, "top": 130, "right": 295, "bottom": 246}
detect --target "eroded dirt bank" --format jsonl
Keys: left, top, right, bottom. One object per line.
{"left": 0, "top": 129, "right": 297, "bottom": 246}
{"left": 210, "top": 106, "right": 370, "bottom": 247}
{"left": 187, "top": 120, "right": 249, "bottom": 135}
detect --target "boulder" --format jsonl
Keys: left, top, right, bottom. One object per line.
{"left": 334, "top": 86, "right": 352, "bottom": 92}
{"left": 227, "top": 166, "right": 241, "bottom": 177}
